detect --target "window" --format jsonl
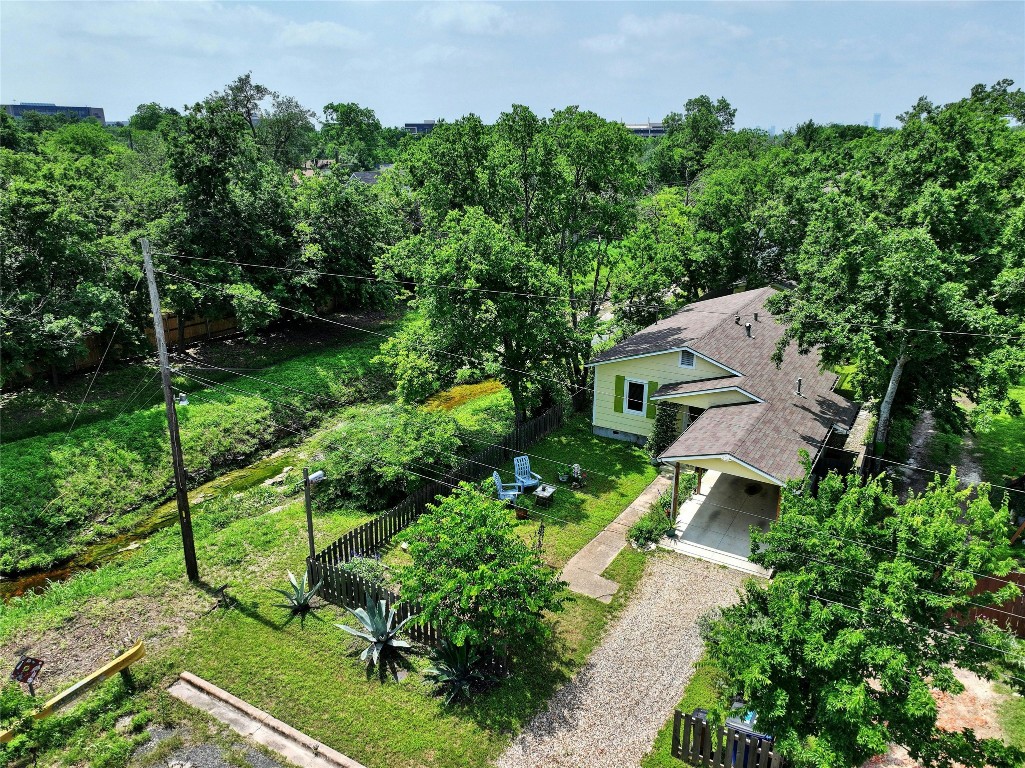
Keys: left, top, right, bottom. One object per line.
{"left": 625, "top": 380, "right": 646, "bottom": 414}
{"left": 680, "top": 350, "right": 696, "bottom": 368}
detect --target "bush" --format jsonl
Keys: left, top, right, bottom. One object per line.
{"left": 647, "top": 402, "right": 681, "bottom": 462}
{"left": 340, "top": 555, "right": 388, "bottom": 586}
{"left": 629, "top": 508, "right": 674, "bottom": 548}
{"left": 927, "top": 431, "right": 963, "bottom": 468}
{"left": 309, "top": 404, "right": 460, "bottom": 510}
{"left": 885, "top": 415, "right": 916, "bottom": 462}
{"left": 400, "top": 483, "right": 566, "bottom": 657}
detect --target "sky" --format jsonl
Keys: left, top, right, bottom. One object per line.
{"left": 1, "top": 1, "right": 1023, "bottom": 130}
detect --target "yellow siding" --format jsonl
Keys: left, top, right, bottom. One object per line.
{"left": 674, "top": 457, "right": 782, "bottom": 485}
{"left": 658, "top": 389, "right": 755, "bottom": 410}
{"left": 592, "top": 351, "right": 732, "bottom": 437}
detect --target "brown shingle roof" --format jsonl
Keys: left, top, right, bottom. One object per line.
{"left": 589, "top": 288, "right": 771, "bottom": 365}
{"left": 600, "top": 287, "right": 857, "bottom": 483}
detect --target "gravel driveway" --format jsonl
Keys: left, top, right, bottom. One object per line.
{"left": 499, "top": 554, "right": 749, "bottom": 768}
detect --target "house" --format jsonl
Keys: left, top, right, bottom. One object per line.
{"left": 588, "top": 287, "right": 857, "bottom": 573}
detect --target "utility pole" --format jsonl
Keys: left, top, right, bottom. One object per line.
{"left": 141, "top": 238, "right": 199, "bottom": 582}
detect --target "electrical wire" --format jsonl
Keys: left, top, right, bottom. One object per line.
{"left": 64, "top": 275, "right": 144, "bottom": 439}
{"left": 159, "top": 250, "right": 1024, "bottom": 341}
{"left": 175, "top": 365, "right": 1025, "bottom": 596}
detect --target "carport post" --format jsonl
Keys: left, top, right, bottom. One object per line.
{"left": 669, "top": 463, "right": 681, "bottom": 519}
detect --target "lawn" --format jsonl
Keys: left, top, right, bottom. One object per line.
{"left": 496, "top": 415, "right": 658, "bottom": 566}
{"left": 1, "top": 414, "right": 657, "bottom": 768}
{"left": 973, "top": 385, "right": 1025, "bottom": 485}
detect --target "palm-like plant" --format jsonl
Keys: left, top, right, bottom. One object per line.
{"left": 272, "top": 569, "right": 322, "bottom": 616}
{"left": 424, "top": 640, "right": 498, "bottom": 704}
{"left": 336, "top": 597, "right": 417, "bottom": 667}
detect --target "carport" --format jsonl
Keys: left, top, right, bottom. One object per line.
{"left": 662, "top": 469, "right": 777, "bottom": 576}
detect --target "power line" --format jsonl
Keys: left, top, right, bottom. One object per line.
{"left": 158, "top": 251, "right": 1024, "bottom": 340}
{"left": 178, "top": 364, "right": 1025, "bottom": 601}
{"left": 64, "top": 275, "right": 144, "bottom": 439}
{"left": 156, "top": 267, "right": 595, "bottom": 399}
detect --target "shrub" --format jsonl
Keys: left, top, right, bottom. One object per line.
{"left": 400, "top": 483, "right": 566, "bottom": 657}
{"left": 309, "top": 404, "right": 460, "bottom": 510}
{"left": 927, "top": 431, "right": 963, "bottom": 468}
{"left": 424, "top": 640, "right": 499, "bottom": 704}
{"left": 271, "top": 569, "right": 322, "bottom": 617}
{"left": 647, "top": 402, "right": 681, "bottom": 461}
{"left": 336, "top": 597, "right": 416, "bottom": 668}
{"left": 629, "top": 508, "right": 674, "bottom": 548}
{"left": 340, "top": 555, "right": 388, "bottom": 586}
{"left": 885, "top": 415, "right": 916, "bottom": 462}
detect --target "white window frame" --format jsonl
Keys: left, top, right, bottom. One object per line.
{"left": 679, "top": 349, "right": 696, "bottom": 369}
{"left": 624, "top": 379, "right": 647, "bottom": 415}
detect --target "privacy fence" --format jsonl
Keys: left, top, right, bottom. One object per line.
{"left": 307, "top": 402, "right": 568, "bottom": 645}
{"left": 671, "top": 711, "right": 784, "bottom": 768}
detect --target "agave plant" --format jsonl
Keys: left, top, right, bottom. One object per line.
{"left": 272, "top": 569, "right": 322, "bottom": 615}
{"left": 424, "top": 640, "right": 498, "bottom": 704}
{"left": 336, "top": 597, "right": 417, "bottom": 667}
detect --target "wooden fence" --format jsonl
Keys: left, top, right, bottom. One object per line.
{"left": 970, "top": 571, "right": 1025, "bottom": 638}
{"left": 671, "top": 711, "right": 783, "bottom": 768}
{"left": 310, "top": 403, "right": 568, "bottom": 640}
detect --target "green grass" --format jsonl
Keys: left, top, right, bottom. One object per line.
{"left": 2, "top": 417, "right": 657, "bottom": 768}
{"left": 641, "top": 653, "right": 722, "bottom": 768}
{"left": 495, "top": 415, "right": 658, "bottom": 566}
{"left": 0, "top": 321, "right": 395, "bottom": 573}
{"left": 973, "top": 386, "right": 1025, "bottom": 484}
{"left": 996, "top": 685, "right": 1025, "bottom": 750}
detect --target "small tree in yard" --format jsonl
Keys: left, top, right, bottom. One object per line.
{"left": 400, "top": 483, "right": 566, "bottom": 658}
{"left": 701, "top": 466, "right": 1025, "bottom": 768}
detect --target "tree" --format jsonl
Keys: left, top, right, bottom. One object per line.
{"left": 321, "top": 102, "right": 383, "bottom": 170}
{"left": 381, "top": 207, "right": 569, "bottom": 423}
{"left": 257, "top": 94, "right": 316, "bottom": 171}
{"left": 701, "top": 468, "right": 1024, "bottom": 768}
{"left": 399, "top": 483, "right": 566, "bottom": 656}
{"left": 653, "top": 95, "right": 736, "bottom": 191}
{"left": 308, "top": 405, "right": 460, "bottom": 510}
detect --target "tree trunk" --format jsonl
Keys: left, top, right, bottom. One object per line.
{"left": 873, "top": 349, "right": 909, "bottom": 469}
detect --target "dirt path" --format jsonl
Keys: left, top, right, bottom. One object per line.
{"left": 498, "top": 554, "right": 747, "bottom": 768}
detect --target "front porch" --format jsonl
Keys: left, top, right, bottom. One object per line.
{"left": 660, "top": 470, "right": 776, "bottom": 577}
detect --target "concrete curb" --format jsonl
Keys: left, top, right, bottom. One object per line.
{"left": 173, "top": 671, "right": 367, "bottom": 768}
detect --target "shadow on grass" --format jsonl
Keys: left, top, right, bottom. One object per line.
{"left": 457, "top": 631, "right": 578, "bottom": 734}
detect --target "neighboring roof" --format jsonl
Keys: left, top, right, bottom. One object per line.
{"left": 589, "top": 288, "right": 772, "bottom": 365}
{"left": 600, "top": 286, "right": 858, "bottom": 483}
{"left": 349, "top": 171, "right": 380, "bottom": 185}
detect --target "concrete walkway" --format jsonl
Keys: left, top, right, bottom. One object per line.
{"left": 561, "top": 467, "right": 672, "bottom": 603}
{"left": 169, "top": 672, "right": 367, "bottom": 768}
{"left": 499, "top": 555, "right": 749, "bottom": 768}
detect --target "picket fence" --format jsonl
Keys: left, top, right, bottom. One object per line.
{"left": 671, "top": 712, "right": 784, "bottom": 768}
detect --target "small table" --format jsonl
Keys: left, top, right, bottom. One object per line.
{"left": 533, "top": 484, "right": 556, "bottom": 508}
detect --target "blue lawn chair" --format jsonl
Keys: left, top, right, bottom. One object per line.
{"left": 493, "top": 471, "right": 521, "bottom": 503}
{"left": 513, "top": 456, "right": 542, "bottom": 493}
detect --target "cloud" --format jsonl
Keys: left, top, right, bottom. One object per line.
{"left": 416, "top": 2, "right": 514, "bottom": 35}
{"left": 276, "top": 20, "right": 368, "bottom": 50}
{"left": 580, "top": 11, "right": 751, "bottom": 54}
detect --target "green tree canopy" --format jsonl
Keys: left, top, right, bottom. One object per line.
{"left": 400, "top": 483, "right": 566, "bottom": 655}
{"left": 702, "top": 468, "right": 1024, "bottom": 768}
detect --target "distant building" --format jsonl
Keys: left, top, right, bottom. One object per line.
{"left": 3, "top": 102, "right": 106, "bottom": 125}
{"left": 403, "top": 119, "right": 438, "bottom": 135}
{"left": 625, "top": 122, "right": 665, "bottom": 138}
